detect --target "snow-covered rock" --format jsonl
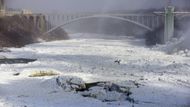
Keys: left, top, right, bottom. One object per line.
{"left": 43, "top": 76, "right": 133, "bottom": 102}
{"left": 80, "top": 82, "right": 132, "bottom": 102}
{"left": 0, "top": 55, "right": 6, "bottom": 59}
{"left": 56, "top": 76, "right": 86, "bottom": 92}
{"left": 0, "top": 48, "right": 11, "bottom": 52}
{"left": 81, "top": 86, "right": 126, "bottom": 101}
{"left": 175, "top": 49, "right": 190, "bottom": 57}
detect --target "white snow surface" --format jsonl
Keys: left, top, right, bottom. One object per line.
{"left": 0, "top": 33, "right": 190, "bottom": 107}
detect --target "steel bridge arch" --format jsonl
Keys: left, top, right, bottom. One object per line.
{"left": 44, "top": 14, "right": 153, "bottom": 34}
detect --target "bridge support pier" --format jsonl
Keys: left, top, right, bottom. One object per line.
{"left": 37, "top": 15, "right": 47, "bottom": 32}
{"left": 163, "top": 6, "right": 175, "bottom": 44}
{"left": 25, "top": 14, "right": 47, "bottom": 33}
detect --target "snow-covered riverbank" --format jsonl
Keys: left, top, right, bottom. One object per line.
{"left": 0, "top": 33, "right": 190, "bottom": 107}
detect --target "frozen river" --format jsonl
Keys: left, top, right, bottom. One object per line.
{"left": 0, "top": 33, "right": 190, "bottom": 107}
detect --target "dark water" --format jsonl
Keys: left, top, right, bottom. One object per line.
{"left": 0, "top": 58, "right": 36, "bottom": 64}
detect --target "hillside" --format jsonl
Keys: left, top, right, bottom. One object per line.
{"left": 0, "top": 15, "right": 68, "bottom": 48}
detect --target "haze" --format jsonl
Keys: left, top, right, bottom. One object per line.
{"left": 6, "top": 0, "right": 189, "bottom": 13}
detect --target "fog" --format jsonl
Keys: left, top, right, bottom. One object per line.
{"left": 6, "top": 0, "right": 189, "bottom": 13}
{"left": 6, "top": 0, "right": 190, "bottom": 49}
{"left": 179, "top": 22, "right": 190, "bottom": 50}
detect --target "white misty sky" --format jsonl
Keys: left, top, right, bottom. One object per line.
{"left": 6, "top": 0, "right": 187, "bottom": 13}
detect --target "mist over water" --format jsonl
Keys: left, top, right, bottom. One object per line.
{"left": 6, "top": 0, "right": 190, "bottom": 40}
{"left": 180, "top": 23, "right": 190, "bottom": 49}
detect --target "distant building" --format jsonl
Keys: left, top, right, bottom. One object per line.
{"left": 0, "top": 0, "right": 5, "bottom": 15}
{"left": 0, "top": 0, "right": 5, "bottom": 10}
{"left": 21, "top": 9, "right": 32, "bottom": 14}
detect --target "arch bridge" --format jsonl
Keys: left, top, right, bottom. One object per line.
{"left": 1, "top": 0, "right": 190, "bottom": 44}
{"left": 45, "top": 13, "right": 164, "bottom": 33}
{"left": 44, "top": 8, "right": 190, "bottom": 44}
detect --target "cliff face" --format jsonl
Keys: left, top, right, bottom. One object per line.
{"left": 0, "top": 15, "right": 68, "bottom": 48}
